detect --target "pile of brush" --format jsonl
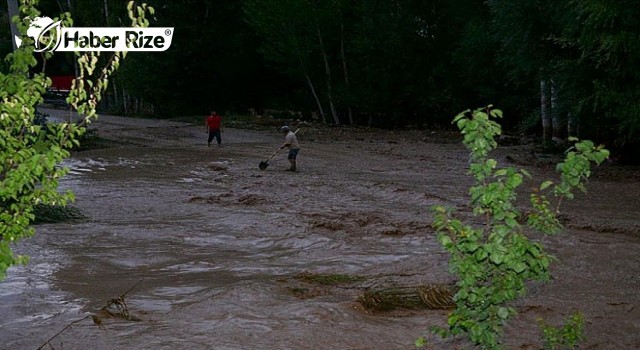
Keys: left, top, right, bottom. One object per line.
{"left": 358, "top": 283, "right": 456, "bottom": 311}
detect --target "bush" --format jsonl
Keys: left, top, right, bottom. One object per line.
{"left": 429, "top": 106, "right": 607, "bottom": 349}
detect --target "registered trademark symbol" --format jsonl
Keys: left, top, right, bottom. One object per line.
{"left": 164, "top": 29, "right": 172, "bottom": 36}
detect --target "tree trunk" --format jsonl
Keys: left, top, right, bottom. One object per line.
{"left": 7, "top": 0, "right": 19, "bottom": 51}
{"left": 567, "top": 112, "right": 578, "bottom": 138}
{"left": 103, "top": 0, "right": 110, "bottom": 25}
{"left": 135, "top": 97, "right": 140, "bottom": 115}
{"left": 301, "top": 60, "right": 325, "bottom": 122}
{"left": 550, "top": 79, "right": 563, "bottom": 141}
{"left": 316, "top": 26, "right": 340, "bottom": 125}
{"left": 340, "top": 21, "right": 354, "bottom": 125}
{"left": 122, "top": 88, "right": 128, "bottom": 115}
{"left": 112, "top": 81, "right": 119, "bottom": 111}
{"left": 66, "top": 0, "right": 80, "bottom": 78}
{"left": 540, "top": 79, "right": 552, "bottom": 146}
{"left": 290, "top": 26, "right": 325, "bottom": 122}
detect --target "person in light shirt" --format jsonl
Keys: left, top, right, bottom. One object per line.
{"left": 279, "top": 126, "right": 300, "bottom": 172}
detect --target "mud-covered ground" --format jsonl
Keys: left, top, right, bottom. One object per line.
{"left": 1, "top": 108, "right": 639, "bottom": 349}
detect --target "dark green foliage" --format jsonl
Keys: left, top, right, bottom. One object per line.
{"left": 2, "top": 0, "right": 636, "bottom": 152}
{"left": 33, "top": 204, "right": 85, "bottom": 224}
{"left": 71, "top": 129, "right": 114, "bottom": 151}
{"left": 114, "top": 0, "right": 288, "bottom": 116}
{"left": 488, "top": 0, "right": 640, "bottom": 151}
{"left": 33, "top": 110, "right": 49, "bottom": 126}
{"left": 559, "top": 0, "right": 640, "bottom": 146}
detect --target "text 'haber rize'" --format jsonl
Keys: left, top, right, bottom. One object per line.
{"left": 63, "top": 30, "right": 166, "bottom": 49}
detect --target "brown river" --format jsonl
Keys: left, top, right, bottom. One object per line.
{"left": 1, "top": 108, "right": 639, "bottom": 349}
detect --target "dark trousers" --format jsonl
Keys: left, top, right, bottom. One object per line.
{"left": 208, "top": 128, "right": 221, "bottom": 145}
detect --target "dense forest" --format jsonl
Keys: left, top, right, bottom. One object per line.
{"left": 1, "top": 0, "right": 639, "bottom": 159}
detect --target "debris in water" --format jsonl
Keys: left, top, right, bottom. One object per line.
{"left": 37, "top": 280, "right": 144, "bottom": 349}
{"left": 358, "top": 284, "right": 456, "bottom": 311}
{"left": 296, "top": 272, "right": 365, "bottom": 285}
{"left": 208, "top": 161, "right": 229, "bottom": 171}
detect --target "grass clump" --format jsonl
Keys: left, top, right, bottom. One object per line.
{"left": 33, "top": 204, "right": 86, "bottom": 224}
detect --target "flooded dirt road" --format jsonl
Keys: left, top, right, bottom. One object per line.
{"left": 1, "top": 108, "right": 639, "bottom": 349}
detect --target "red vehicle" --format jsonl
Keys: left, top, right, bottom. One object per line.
{"left": 45, "top": 75, "right": 74, "bottom": 107}
{"left": 49, "top": 75, "right": 74, "bottom": 92}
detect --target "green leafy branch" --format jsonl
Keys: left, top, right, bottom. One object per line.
{"left": 428, "top": 106, "right": 607, "bottom": 349}
{"left": 0, "top": 1, "right": 154, "bottom": 280}
{"left": 68, "top": 2, "right": 155, "bottom": 129}
{"left": 1, "top": 0, "right": 66, "bottom": 280}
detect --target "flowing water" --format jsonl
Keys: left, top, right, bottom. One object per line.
{"left": 1, "top": 109, "right": 639, "bottom": 349}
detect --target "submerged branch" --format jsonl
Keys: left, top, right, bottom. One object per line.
{"left": 37, "top": 279, "right": 144, "bottom": 349}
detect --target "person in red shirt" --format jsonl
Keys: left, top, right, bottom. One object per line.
{"left": 204, "top": 111, "right": 222, "bottom": 147}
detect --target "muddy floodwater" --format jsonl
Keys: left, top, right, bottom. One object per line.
{"left": 1, "top": 108, "right": 639, "bottom": 349}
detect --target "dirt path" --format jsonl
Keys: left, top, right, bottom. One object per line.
{"left": 1, "top": 109, "right": 639, "bottom": 349}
